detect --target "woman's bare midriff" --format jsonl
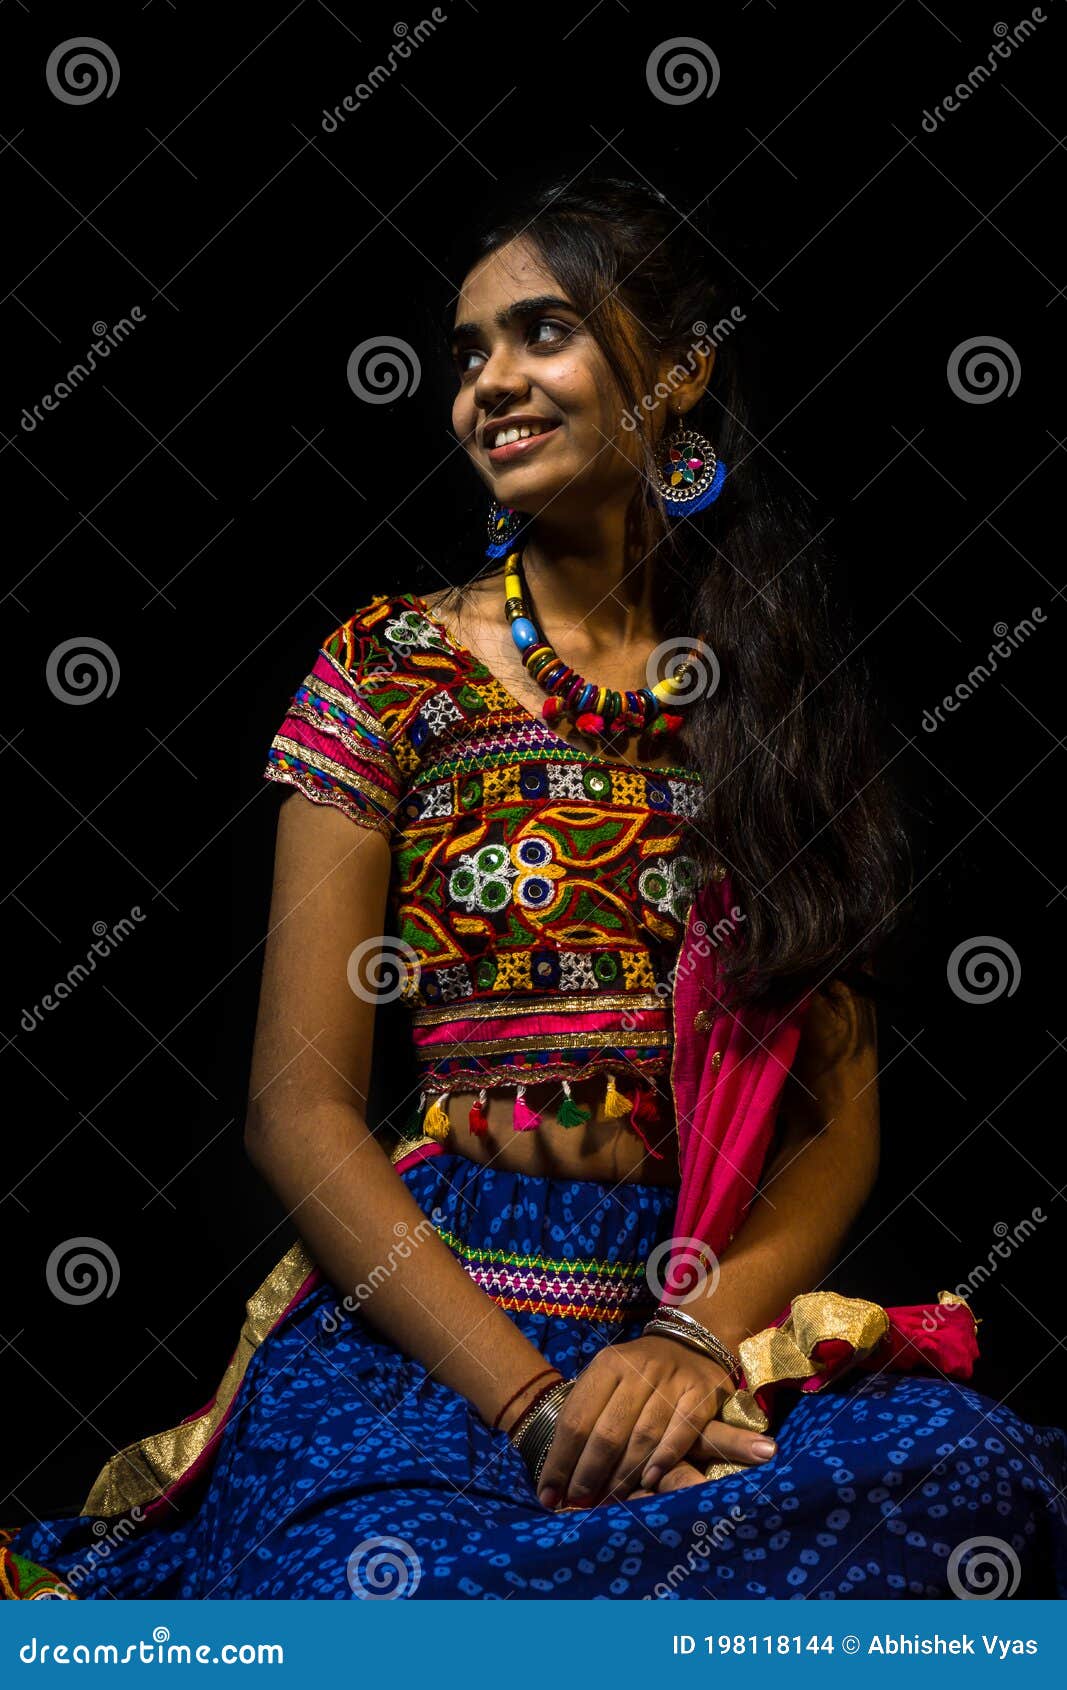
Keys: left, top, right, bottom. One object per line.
{"left": 427, "top": 1070, "right": 681, "bottom": 1187}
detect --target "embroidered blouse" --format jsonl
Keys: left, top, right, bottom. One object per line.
{"left": 261, "top": 591, "right": 707, "bottom": 1144}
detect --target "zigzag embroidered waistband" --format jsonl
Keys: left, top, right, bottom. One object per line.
{"left": 436, "top": 1227, "right": 656, "bottom": 1324}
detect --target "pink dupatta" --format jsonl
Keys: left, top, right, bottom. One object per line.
{"left": 664, "top": 867, "right": 978, "bottom": 1392}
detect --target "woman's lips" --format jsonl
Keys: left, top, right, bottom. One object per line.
{"left": 485, "top": 423, "right": 561, "bottom": 465}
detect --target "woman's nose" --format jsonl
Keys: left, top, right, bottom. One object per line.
{"left": 473, "top": 346, "right": 530, "bottom": 412}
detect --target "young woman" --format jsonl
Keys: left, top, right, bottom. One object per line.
{"left": 4, "top": 178, "right": 1064, "bottom": 1601}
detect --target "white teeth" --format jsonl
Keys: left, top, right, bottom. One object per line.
{"left": 489, "top": 421, "right": 554, "bottom": 448}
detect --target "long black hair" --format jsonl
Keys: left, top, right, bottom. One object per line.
{"left": 431, "top": 175, "right": 912, "bottom": 1012}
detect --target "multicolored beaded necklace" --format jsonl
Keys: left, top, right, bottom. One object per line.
{"left": 502, "top": 552, "right": 694, "bottom": 744}
{"left": 415, "top": 552, "right": 702, "bottom": 1157}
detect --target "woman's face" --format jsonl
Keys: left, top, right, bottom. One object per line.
{"left": 450, "top": 236, "right": 644, "bottom": 524}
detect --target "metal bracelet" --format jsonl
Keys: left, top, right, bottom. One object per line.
{"left": 509, "top": 1379, "right": 574, "bottom": 1483}
{"left": 643, "top": 1307, "right": 742, "bottom": 1382}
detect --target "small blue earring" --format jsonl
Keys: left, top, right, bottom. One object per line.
{"left": 658, "top": 425, "right": 727, "bottom": 517}
{"left": 486, "top": 502, "right": 529, "bottom": 559}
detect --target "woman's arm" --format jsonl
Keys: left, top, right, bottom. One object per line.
{"left": 245, "top": 793, "right": 556, "bottom": 1433}
{"left": 535, "top": 979, "right": 881, "bottom": 1505}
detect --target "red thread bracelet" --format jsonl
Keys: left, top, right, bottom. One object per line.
{"left": 491, "top": 1367, "right": 562, "bottom": 1432}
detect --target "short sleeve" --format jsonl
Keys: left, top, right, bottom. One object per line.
{"left": 262, "top": 620, "right": 404, "bottom": 840}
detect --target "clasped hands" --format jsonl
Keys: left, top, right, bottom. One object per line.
{"left": 531, "top": 1334, "right": 776, "bottom": 1511}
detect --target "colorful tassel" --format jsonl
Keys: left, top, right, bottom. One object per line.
{"left": 423, "top": 1091, "right": 451, "bottom": 1142}
{"left": 602, "top": 1071, "right": 634, "bottom": 1118}
{"left": 556, "top": 1079, "right": 592, "bottom": 1128}
{"left": 512, "top": 1084, "right": 541, "bottom": 1132}
{"left": 468, "top": 1087, "right": 489, "bottom": 1137}
{"left": 575, "top": 712, "right": 605, "bottom": 736}
{"left": 632, "top": 1083, "right": 661, "bottom": 1125}
{"left": 542, "top": 697, "right": 564, "bottom": 723}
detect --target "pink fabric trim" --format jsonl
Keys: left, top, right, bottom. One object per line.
{"left": 667, "top": 874, "right": 813, "bottom": 1297}
{"left": 412, "top": 1006, "right": 668, "bottom": 1049}
{"left": 391, "top": 1141, "right": 445, "bottom": 1176}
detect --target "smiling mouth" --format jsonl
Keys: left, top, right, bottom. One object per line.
{"left": 483, "top": 419, "right": 561, "bottom": 463}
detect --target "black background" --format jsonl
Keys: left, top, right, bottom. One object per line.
{"left": 2, "top": 1, "right": 1064, "bottom": 1520}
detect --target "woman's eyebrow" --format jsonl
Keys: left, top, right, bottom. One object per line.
{"left": 451, "top": 294, "right": 576, "bottom": 342}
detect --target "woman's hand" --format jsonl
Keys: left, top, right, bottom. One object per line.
{"left": 535, "top": 1335, "right": 775, "bottom": 1509}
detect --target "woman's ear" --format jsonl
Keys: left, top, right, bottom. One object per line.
{"left": 658, "top": 342, "right": 716, "bottom": 422}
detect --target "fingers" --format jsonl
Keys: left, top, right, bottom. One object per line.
{"left": 686, "top": 1421, "right": 777, "bottom": 1473}
{"left": 652, "top": 1461, "right": 708, "bottom": 1493}
{"left": 630, "top": 1392, "right": 709, "bottom": 1493}
{"left": 564, "top": 1386, "right": 652, "bottom": 1506}
{"left": 599, "top": 1398, "right": 678, "bottom": 1502}
{"left": 535, "top": 1361, "right": 618, "bottom": 1508}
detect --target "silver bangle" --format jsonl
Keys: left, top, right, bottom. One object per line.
{"left": 643, "top": 1305, "right": 742, "bottom": 1381}
{"left": 509, "top": 1379, "right": 574, "bottom": 1484}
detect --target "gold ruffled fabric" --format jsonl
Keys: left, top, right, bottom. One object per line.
{"left": 703, "top": 1290, "right": 973, "bottom": 1480}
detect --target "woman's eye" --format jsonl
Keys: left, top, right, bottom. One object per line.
{"left": 452, "top": 319, "right": 573, "bottom": 379}
{"left": 453, "top": 348, "right": 485, "bottom": 377}
{"left": 529, "top": 318, "right": 572, "bottom": 347}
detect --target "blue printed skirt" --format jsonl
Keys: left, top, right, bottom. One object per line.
{"left": 10, "top": 1155, "right": 1067, "bottom": 1599}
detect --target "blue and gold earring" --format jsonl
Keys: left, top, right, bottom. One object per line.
{"left": 656, "top": 423, "right": 727, "bottom": 517}
{"left": 486, "top": 502, "right": 529, "bottom": 560}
